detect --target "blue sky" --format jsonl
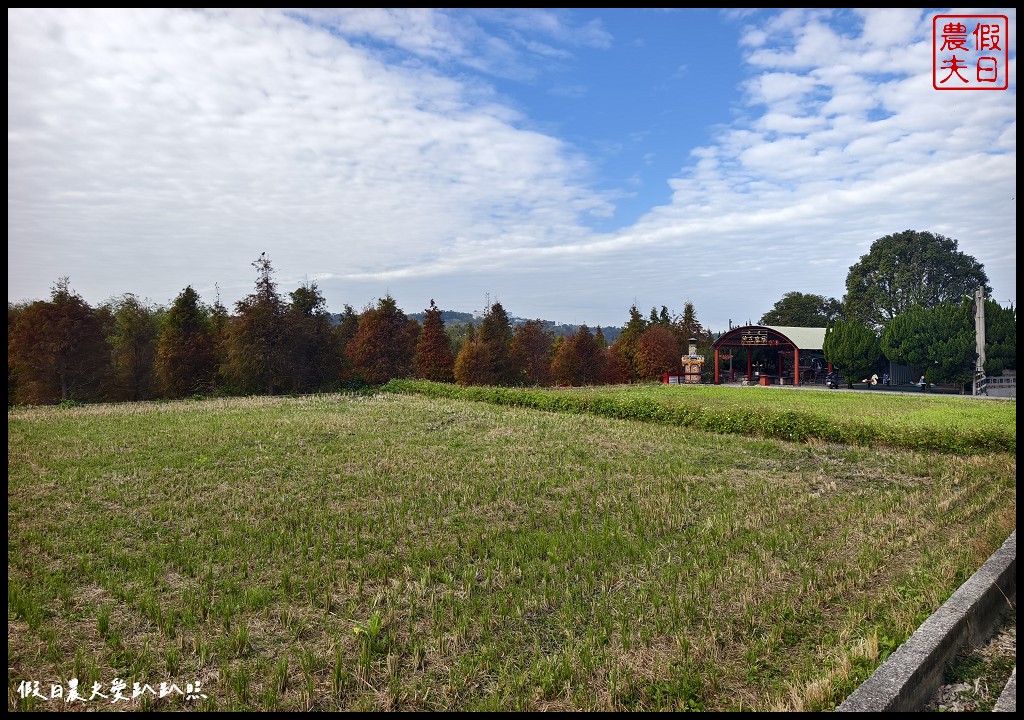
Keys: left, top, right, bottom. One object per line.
{"left": 7, "top": 8, "right": 1017, "bottom": 331}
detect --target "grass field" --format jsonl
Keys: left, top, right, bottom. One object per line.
{"left": 7, "top": 388, "right": 1017, "bottom": 711}
{"left": 383, "top": 380, "right": 1016, "bottom": 454}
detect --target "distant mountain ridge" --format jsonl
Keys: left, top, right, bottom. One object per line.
{"left": 332, "top": 308, "right": 622, "bottom": 343}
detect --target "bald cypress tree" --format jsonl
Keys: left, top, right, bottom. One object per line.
{"left": 8, "top": 278, "right": 111, "bottom": 404}
{"left": 634, "top": 325, "right": 679, "bottom": 379}
{"left": 105, "top": 293, "right": 159, "bottom": 402}
{"left": 478, "top": 302, "right": 516, "bottom": 385}
{"left": 453, "top": 323, "right": 489, "bottom": 386}
{"left": 156, "top": 286, "right": 216, "bottom": 398}
{"left": 346, "top": 295, "right": 418, "bottom": 385}
{"left": 414, "top": 300, "right": 455, "bottom": 382}
{"left": 223, "top": 254, "right": 288, "bottom": 395}
{"left": 611, "top": 304, "right": 649, "bottom": 380}
{"left": 510, "top": 319, "right": 554, "bottom": 386}
{"left": 551, "top": 325, "right": 603, "bottom": 386}
{"left": 283, "top": 282, "right": 341, "bottom": 393}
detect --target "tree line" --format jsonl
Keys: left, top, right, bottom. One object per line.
{"left": 7, "top": 255, "right": 715, "bottom": 406}
{"left": 8, "top": 229, "right": 1015, "bottom": 404}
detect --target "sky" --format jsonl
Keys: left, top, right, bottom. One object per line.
{"left": 7, "top": 8, "right": 1017, "bottom": 331}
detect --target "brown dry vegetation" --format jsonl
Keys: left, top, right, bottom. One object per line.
{"left": 7, "top": 391, "right": 1016, "bottom": 711}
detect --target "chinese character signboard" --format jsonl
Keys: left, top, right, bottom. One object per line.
{"left": 739, "top": 332, "right": 779, "bottom": 347}
{"left": 933, "top": 15, "right": 1008, "bottom": 90}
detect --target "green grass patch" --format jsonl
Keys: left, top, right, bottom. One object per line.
{"left": 382, "top": 380, "right": 1016, "bottom": 455}
{"left": 8, "top": 392, "right": 1016, "bottom": 711}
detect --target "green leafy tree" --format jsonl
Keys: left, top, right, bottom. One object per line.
{"left": 882, "top": 301, "right": 975, "bottom": 387}
{"left": 843, "top": 230, "right": 990, "bottom": 329}
{"left": 510, "top": 319, "right": 554, "bottom": 386}
{"left": 671, "top": 301, "right": 711, "bottom": 358}
{"left": 823, "top": 319, "right": 882, "bottom": 388}
{"left": 658, "top": 306, "right": 672, "bottom": 327}
{"left": 927, "top": 302, "right": 975, "bottom": 387}
{"left": 156, "top": 286, "right": 216, "bottom": 398}
{"left": 983, "top": 300, "right": 1015, "bottom": 376}
{"left": 285, "top": 282, "right": 341, "bottom": 393}
{"left": 104, "top": 293, "right": 159, "bottom": 401}
{"left": 759, "top": 292, "right": 842, "bottom": 327}
{"left": 345, "top": 295, "right": 418, "bottom": 384}
{"left": 8, "top": 278, "right": 111, "bottom": 404}
{"left": 223, "top": 254, "right": 288, "bottom": 395}
{"left": 414, "top": 300, "right": 455, "bottom": 383}
{"left": 634, "top": 325, "right": 679, "bottom": 379}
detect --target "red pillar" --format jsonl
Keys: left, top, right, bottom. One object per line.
{"left": 794, "top": 348, "right": 800, "bottom": 386}
{"left": 714, "top": 348, "right": 720, "bottom": 385}
{"left": 746, "top": 348, "right": 752, "bottom": 380}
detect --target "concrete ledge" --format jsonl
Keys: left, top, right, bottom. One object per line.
{"left": 993, "top": 666, "right": 1016, "bottom": 712}
{"left": 836, "top": 531, "right": 1016, "bottom": 712}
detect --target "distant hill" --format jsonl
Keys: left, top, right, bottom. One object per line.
{"left": 332, "top": 308, "right": 622, "bottom": 343}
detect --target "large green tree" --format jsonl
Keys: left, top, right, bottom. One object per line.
{"left": 882, "top": 301, "right": 975, "bottom": 387}
{"left": 843, "top": 230, "right": 990, "bottom": 329}
{"left": 823, "top": 319, "right": 882, "bottom": 388}
{"left": 759, "top": 292, "right": 842, "bottom": 327}
{"left": 983, "top": 300, "right": 1016, "bottom": 376}
{"left": 156, "top": 286, "right": 217, "bottom": 398}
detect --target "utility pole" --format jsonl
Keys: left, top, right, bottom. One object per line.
{"left": 973, "top": 287, "right": 987, "bottom": 395}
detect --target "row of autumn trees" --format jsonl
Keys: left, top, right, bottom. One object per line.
{"left": 8, "top": 255, "right": 714, "bottom": 406}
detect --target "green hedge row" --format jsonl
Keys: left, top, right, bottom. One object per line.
{"left": 381, "top": 380, "right": 1015, "bottom": 455}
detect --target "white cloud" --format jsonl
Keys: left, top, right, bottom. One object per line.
{"left": 7, "top": 8, "right": 1015, "bottom": 330}
{"left": 8, "top": 8, "right": 611, "bottom": 307}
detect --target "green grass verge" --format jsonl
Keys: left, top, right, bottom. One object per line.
{"left": 381, "top": 380, "right": 1016, "bottom": 455}
{"left": 8, "top": 392, "right": 1016, "bottom": 711}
